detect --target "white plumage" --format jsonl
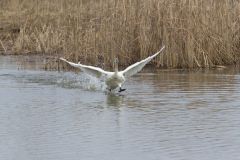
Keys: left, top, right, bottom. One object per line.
{"left": 60, "top": 45, "right": 165, "bottom": 92}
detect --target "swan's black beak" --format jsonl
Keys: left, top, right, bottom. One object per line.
{"left": 119, "top": 87, "right": 126, "bottom": 92}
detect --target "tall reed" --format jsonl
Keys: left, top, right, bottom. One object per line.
{"left": 1, "top": 0, "right": 240, "bottom": 69}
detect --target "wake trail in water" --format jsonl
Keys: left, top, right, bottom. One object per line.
{"left": 0, "top": 69, "right": 107, "bottom": 92}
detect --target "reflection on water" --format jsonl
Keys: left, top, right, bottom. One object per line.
{"left": 1, "top": 56, "right": 240, "bottom": 160}
{"left": 106, "top": 94, "right": 124, "bottom": 107}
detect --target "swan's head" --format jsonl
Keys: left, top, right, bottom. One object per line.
{"left": 114, "top": 58, "right": 119, "bottom": 65}
{"left": 113, "top": 57, "right": 119, "bottom": 72}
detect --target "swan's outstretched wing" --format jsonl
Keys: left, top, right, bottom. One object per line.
{"left": 60, "top": 58, "right": 112, "bottom": 78}
{"left": 120, "top": 46, "right": 165, "bottom": 78}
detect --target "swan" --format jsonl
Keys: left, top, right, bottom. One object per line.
{"left": 60, "top": 45, "right": 165, "bottom": 92}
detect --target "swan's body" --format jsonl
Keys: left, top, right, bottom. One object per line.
{"left": 105, "top": 72, "right": 125, "bottom": 90}
{"left": 60, "top": 46, "right": 165, "bottom": 92}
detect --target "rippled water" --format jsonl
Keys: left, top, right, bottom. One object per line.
{"left": 1, "top": 56, "right": 240, "bottom": 160}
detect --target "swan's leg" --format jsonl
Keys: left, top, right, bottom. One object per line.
{"left": 119, "top": 87, "right": 126, "bottom": 92}
{"left": 118, "top": 85, "right": 126, "bottom": 92}
{"left": 118, "top": 84, "right": 126, "bottom": 92}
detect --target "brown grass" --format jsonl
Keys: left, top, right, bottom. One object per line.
{"left": 0, "top": 0, "right": 240, "bottom": 69}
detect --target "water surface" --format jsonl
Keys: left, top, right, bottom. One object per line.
{"left": 0, "top": 56, "right": 240, "bottom": 160}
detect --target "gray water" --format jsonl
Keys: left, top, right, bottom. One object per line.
{"left": 1, "top": 56, "right": 240, "bottom": 160}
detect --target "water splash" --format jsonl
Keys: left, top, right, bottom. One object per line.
{"left": 57, "top": 72, "right": 107, "bottom": 91}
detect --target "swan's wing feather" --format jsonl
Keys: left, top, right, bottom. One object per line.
{"left": 60, "top": 58, "right": 111, "bottom": 78}
{"left": 121, "top": 46, "right": 165, "bottom": 77}
{"left": 60, "top": 58, "right": 81, "bottom": 68}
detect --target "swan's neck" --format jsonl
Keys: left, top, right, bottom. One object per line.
{"left": 114, "top": 63, "right": 118, "bottom": 74}
{"left": 113, "top": 58, "right": 119, "bottom": 74}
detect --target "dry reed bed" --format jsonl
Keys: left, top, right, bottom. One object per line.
{"left": 0, "top": 0, "right": 240, "bottom": 69}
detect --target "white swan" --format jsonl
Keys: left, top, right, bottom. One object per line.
{"left": 60, "top": 46, "right": 165, "bottom": 92}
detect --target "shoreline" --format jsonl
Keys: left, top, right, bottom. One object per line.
{"left": 0, "top": 54, "right": 233, "bottom": 73}
{"left": 1, "top": 0, "right": 240, "bottom": 69}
